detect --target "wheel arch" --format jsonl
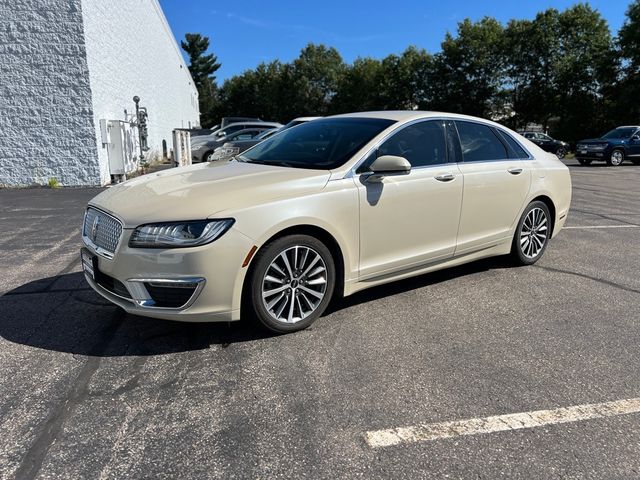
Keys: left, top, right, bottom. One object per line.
{"left": 240, "top": 224, "right": 347, "bottom": 317}
{"left": 529, "top": 194, "right": 557, "bottom": 237}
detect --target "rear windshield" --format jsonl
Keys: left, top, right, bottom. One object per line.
{"left": 240, "top": 118, "right": 395, "bottom": 169}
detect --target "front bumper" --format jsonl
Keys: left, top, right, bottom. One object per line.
{"left": 575, "top": 147, "right": 610, "bottom": 160}
{"left": 82, "top": 227, "right": 254, "bottom": 322}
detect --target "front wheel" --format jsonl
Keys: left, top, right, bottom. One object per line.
{"left": 511, "top": 201, "right": 551, "bottom": 265}
{"left": 607, "top": 149, "right": 624, "bottom": 166}
{"left": 555, "top": 147, "right": 567, "bottom": 159}
{"left": 248, "top": 235, "right": 335, "bottom": 333}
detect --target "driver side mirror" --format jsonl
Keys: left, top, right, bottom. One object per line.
{"left": 365, "top": 155, "right": 411, "bottom": 182}
{"left": 632, "top": 134, "right": 640, "bottom": 141}
{"left": 216, "top": 130, "right": 226, "bottom": 137}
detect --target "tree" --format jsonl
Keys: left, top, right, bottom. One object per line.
{"left": 615, "top": 0, "right": 640, "bottom": 124}
{"left": 428, "top": 18, "right": 506, "bottom": 118}
{"left": 181, "top": 33, "right": 221, "bottom": 127}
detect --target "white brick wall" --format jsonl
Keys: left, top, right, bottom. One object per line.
{"left": 0, "top": 0, "right": 199, "bottom": 187}
{"left": 81, "top": 0, "right": 200, "bottom": 185}
{"left": 0, "top": 0, "right": 100, "bottom": 186}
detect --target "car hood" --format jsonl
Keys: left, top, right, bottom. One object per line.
{"left": 89, "top": 161, "right": 331, "bottom": 228}
{"left": 578, "top": 138, "right": 623, "bottom": 145}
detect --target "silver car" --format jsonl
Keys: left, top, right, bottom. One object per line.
{"left": 191, "top": 125, "right": 279, "bottom": 163}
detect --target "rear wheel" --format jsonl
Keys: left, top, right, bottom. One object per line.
{"left": 248, "top": 235, "right": 335, "bottom": 333}
{"left": 607, "top": 149, "right": 624, "bottom": 166}
{"left": 577, "top": 158, "right": 592, "bottom": 165}
{"left": 511, "top": 201, "right": 551, "bottom": 266}
{"left": 555, "top": 147, "right": 566, "bottom": 159}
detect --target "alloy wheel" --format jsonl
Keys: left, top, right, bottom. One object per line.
{"left": 610, "top": 150, "right": 624, "bottom": 166}
{"left": 261, "top": 246, "right": 328, "bottom": 324}
{"left": 556, "top": 147, "right": 566, "bottom": 159}
{"left": 520, "top": 207, "right": 548, "bottom": 259}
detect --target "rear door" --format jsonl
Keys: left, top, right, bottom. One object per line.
{"left": 453, "top": 121, "right": 532, "bottom": 255}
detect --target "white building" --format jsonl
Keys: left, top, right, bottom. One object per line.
{"left": 0, "top": 0, "right": 200, "bottom": 187}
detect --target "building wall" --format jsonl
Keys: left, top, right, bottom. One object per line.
{"left": 81, "top": 0, "right": 200, "bottom": 185}
{"left": 0, "top": 0, "right": 101, "bottom": 186}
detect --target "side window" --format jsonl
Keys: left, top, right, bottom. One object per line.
{"left": 233, "top": 130, "right": 258, "bottom": 140}
{"left": 455, "top": 121, "right": 509, "bottom": 162}
{"left": 497, "top": 130, "right": 530, "bottom": 159}
{"left": 377, "top": 121, "right": 447, "bottom": 168}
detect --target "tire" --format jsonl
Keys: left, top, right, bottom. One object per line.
{"left": 555, "top": 147, "right": 566, "bottom": 159}
{"left": 203, "top": 151, "right": 214, "bottom": 162}
{"left": 248, "top": 234, "right": 336, "bottom": 333}
{"left": 511, "top": 201, "right": 552, "bottom": 266}
{"left": 607, "top": 149, "right": 624, "bottom": 166}
{"left": 577, "top": 158, "right": 592, "bottom": 165}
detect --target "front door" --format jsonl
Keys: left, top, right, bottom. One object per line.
{"left": 356, "top": 120, "right": 464, "bottom": 279}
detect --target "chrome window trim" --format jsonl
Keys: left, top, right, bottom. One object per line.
{"left": 126, "top": 277, "right": 206, "bottom": 310}
{"left": 81, "top": 206, "right": 125, "bottom": 259}
{"left": 346, "top": 116, "right": 533, "bottom": 178}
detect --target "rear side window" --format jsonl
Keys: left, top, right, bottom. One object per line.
{"left": 455, "top": 121, "right": 509, "bottom": 162}
{"left": 377, "top": 120, "right": 447, "bottom": 168}
{"left": 496, "top": 130, "right": 530, "bottom": 159}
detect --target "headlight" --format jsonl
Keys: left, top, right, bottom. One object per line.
{"left": 129, "top": 219, "right": 234, "bottom": 248}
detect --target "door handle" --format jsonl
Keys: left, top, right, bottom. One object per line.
{"left": 435, "top": 173, "right": 455, "bottom": 182}
{"left": 508, "top": 168, "right": 523, "bottom": 175}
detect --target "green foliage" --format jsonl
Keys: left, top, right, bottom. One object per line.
{"left": 616, "top": 0, "right": 640, "bottom": 124}
{"left": 429, "top": 18, "right": 506, "bottom": 118}
{"left": 47, "top": 177, "right": 60, "bottom": 188}
{"left": 181, "top": 33, "right": 221, "bottom": 127}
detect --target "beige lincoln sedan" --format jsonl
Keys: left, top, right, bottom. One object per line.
{"left": 81, "top": 111, "right": 571, "bottom": 333}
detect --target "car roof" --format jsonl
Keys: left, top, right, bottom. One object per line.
{"left": 223, "top": 121, "right": 282, "bottom": 129}
{"left": 328, "top": 110, "right": 508, "bottom": 124}
{"left": 617, "top": 125, "right": 640, "bottom": 129}
{"left": 292, "top": 116, "right": 322, "bottom": 122}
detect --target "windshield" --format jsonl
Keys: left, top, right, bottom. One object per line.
{"left": 241, "top": 118, "right": 395, "bottom": 169}
{"left": 603, "top": 127, "right": 637, "bottom": 139}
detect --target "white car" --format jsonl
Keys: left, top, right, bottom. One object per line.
{"left": 82, "top": 111, "right": 572, "bottom": 333}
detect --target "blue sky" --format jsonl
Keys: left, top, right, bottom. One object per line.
{"left": 158, "top": 0, "right": 632, "bottom": 82}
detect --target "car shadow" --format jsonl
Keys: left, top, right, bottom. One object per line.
{"left": 1, "top": 256, "right": 515, "bottom": 357}
{"left": 0, "top": 272, "right": 270, "bottom": 357}
{"left": 328, "top": 255, "right": 515, "bottom": 313}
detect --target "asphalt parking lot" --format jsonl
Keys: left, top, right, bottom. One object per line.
{"left": 1, "top": 159, "right": 639, "bottom": 479}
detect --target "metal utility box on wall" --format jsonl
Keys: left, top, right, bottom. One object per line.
{"left": 106, "top": 120, "right": 137, "bottom": 180}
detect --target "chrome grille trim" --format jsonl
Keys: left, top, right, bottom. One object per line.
{"left": 82, "top": 207, "right": 123, "bottom": 258}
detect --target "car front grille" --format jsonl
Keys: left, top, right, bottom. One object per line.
{"left": 83, "top": 207, "right": 123, "bottom": 256}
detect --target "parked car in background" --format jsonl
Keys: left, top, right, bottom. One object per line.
{"left": 81, "top": 111, "right": 571, "bottom": 334}
{"left": 188, "top": 126, "right": 220, "bottom": 138}
{"left": 191, "top": 121, "right": 281, "bottom": 150}
{"left": 575, "top": 126, "right": 640, "bottom": 166}
{"left": 522, "top": 132, "right": 570, "bottom": 159}
{"left": 220, "top": 117, "right": 262, "bottom": 128}
{"left": 211, "top": 117, "right": 321, "bottom": 162}
{"left": 192, "top": 126, "right": 279, "bottom": 163}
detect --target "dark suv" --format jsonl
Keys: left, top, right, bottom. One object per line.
{"left": 522, "top": 132, "right": 570, "bottom": 159}
{"left": 576, "top": 126, "right": 640, "bottom": 166}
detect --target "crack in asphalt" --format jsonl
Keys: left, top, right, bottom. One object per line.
{"left": 12, "top": 307, "right": 126, "bottom": 480}
{"left": 534, "top": 265, "right": 640, "bottom": 295}
{"left": 569, "top": 208, "right": 640, "bottom": 227}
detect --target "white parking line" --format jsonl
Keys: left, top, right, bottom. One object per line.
{"left": 365, "top": 397, "right": 640, "bottom": 448}
{"left": 564, "top": 225, "right": 640, "bottom": 229}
